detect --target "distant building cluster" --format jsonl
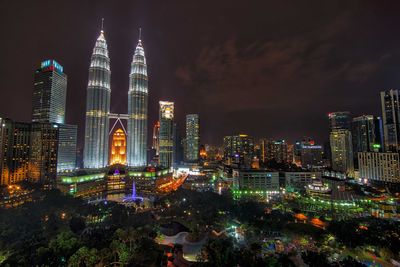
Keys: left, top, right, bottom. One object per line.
{"left": 0, "top": 60, "right": 77, "bottom": 186}
{"left": 221, "top": 89, "right": 400, "bottom": 188}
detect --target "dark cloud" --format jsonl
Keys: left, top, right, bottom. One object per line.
{"left": 1, "top": 0, "right": 400, "bottom": 147}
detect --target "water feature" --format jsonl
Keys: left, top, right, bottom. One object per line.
{"left": 123, "top": 181, "right": 144, "bottom": 203}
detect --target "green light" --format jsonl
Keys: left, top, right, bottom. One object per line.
{"left": 373, "top": 144, "right": 381, "bottom": 149}
{"left": 60, "top": 173, "right": 105, "bottom": 184}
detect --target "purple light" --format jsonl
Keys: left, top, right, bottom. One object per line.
{"left": 122, "top": 181, "right": 143, "bottom": 203}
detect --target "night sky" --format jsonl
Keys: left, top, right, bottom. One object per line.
{"left": 1, "top": 1, "right": 400, "bottom": 148}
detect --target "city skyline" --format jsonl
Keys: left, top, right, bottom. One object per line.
{"left": 2, "top": 1, "right": 400, "bottom": 148}
{"left": 1, "top": 2, "right": 400, "bottom": 266}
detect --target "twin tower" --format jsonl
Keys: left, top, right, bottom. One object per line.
{"left": 83, "top": 25, "right": 148, "bottom": 169}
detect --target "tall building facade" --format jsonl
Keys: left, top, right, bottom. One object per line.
{"left": 358, "top": 152, "right": 400, "bottom": 184}
{"left": 224, "top": 134, "right": 254, "bottom": 165}
{"left": 30, "top": 123, "right": 77, "bottom": 184}
{"left": 84, "top": 27, "right": 111, "bottom": 168}
{"left": 173, "top": 122, "right": 184, "bottom": 165}
{"left": 127, "top": 33, "right": 148, "bottom": 167}
{"left": 352, "top": 115, "right": 377, "bottom": 153}
{"left": 328, "top": 111, "right": 351, "bottom": 131}
{"left": 159, "top": 101, "right": 174, "bottom": 168}
{"left": 32, "top": 60, "right": 67, "bottom": 124}
{"left": 380, "top": 89, "right": 400, "bottom": 152}
{"left": 300, "top": 144, "right": 323, "bottom": 169}
{"left": 0, "top": 118, "right": 31, "bottom": 185}
{"left": 29, "top": 123, "right": 59, "bottom": 184}
{"left": 330, "top": 129, "right": 354, "bottom": 176}
{"left": 57, "top": 124, "right": 77, "bottom": 172}
{"left": 374, "top": 116, "right": 384, "bottom": 151}
{"left": 259, "top": 139, "right": 288, "bottom": 163}
{"left": 329, "top": 111, "right": 354, "bottom": 176}
{"left": 185, "top": 114, "right": 200, "bottom": 162}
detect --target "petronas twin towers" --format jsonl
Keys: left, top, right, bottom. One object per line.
{"left": 84, "top": 24, "right": 148, "bottom": 169}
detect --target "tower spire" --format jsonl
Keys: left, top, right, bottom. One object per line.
{"left": 101, "top": 18, "right": 104, "bottom": 33}
{"left": 139, "top": 28, "right": 142, "bottom": 41}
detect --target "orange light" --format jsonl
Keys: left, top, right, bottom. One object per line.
{"left": 110, "top": 128, "right": 127, "bottom": 165}
{"left": 294, "top": 213, "right": 307, "bottom": 221}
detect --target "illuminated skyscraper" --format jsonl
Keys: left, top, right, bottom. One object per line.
{"left": 29, "top": 123, "right": 76, "bottom": 185}
{"left": 185, "top": 114, "right": 200, "bottom": 162}
{"left": 259, "top": 138, "right": 288, "bottom": 163}
{"left": 84, "top": 22, "right": 111, "bottom": 169}
{"left": 380, "top": 89, "right": 400, "bottom": 152}
{"left": 0, "top": 118, "right": 31, "bottom": 186}
{"left": 56, "top": 124, "right": 78, "bottom": 172}
{"left": 352, "top": 115, "right": 376, "bottom": 153}
{"left": 224, "top": 134, "right": 254, "bottom": 165}
{"left": 328, "top": 111, "right": 354, "bottom": 176}
{"left": 330, "top": 129, "right": 354, "bottom": 176}
{"left": 159, "top": 101, "right": 174, "bottom": 168}
{"left": 127, "top": 29, "right": 148, "bottom": 167}
{"left": 328, "top": 111, "right": 351, "bottom": 131}
{"left": 32, "top": 60, "right": 67, "bottom": 124}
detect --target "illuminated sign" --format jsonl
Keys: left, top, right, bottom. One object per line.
{"left": 373, "top": 144, "right": 381, "bottom": 149}
{"left": 160, "top": 101, "right": 174, "bottom": 119}
{"left": 302, "top": 145, "right": 322, "bottom": 149}
{"left": 41, "top": 60, "right": 64, "bottom": 73}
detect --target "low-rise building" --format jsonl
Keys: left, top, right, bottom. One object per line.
{"left": 284, "top": 172, "right": 321, "bottom": 192}
{"left": 57, "top": 172, "right": 106, "bottom": 198}
{"left": 232, "top": 168, "right": 279, "bottom": 193}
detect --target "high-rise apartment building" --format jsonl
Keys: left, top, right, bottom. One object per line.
{"left": 29, "top": 123, "right": 59, "bottom": 184}
{"left": 260, "top": 139, "right": 288, "bottom": 163}
{"left": 30, "top": 123, "right": 77, "bottom": 185}
{"left": 224, "top": 134, "right": 254, "bottom": 165}
{"left": 0, "top": 118, "right": 31, "bottom": 185}
{"left": 330, "top": 129, "right": 354, "bottom": 176}
{"left": 185, "top": 114, "right": 200, "bottom": 162}
{"left": 32, "top": 60, "right": 67, "bottom": 124}
{"left": 158, "top": 101, "right": 174, "bottom": 168}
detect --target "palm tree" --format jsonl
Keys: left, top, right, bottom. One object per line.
{"left": 125, "top": 227, "right": 136, "bottom": 252}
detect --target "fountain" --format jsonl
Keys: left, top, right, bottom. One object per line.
{"left": 123, "top": 181, "right": 144, "bottom": 203}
